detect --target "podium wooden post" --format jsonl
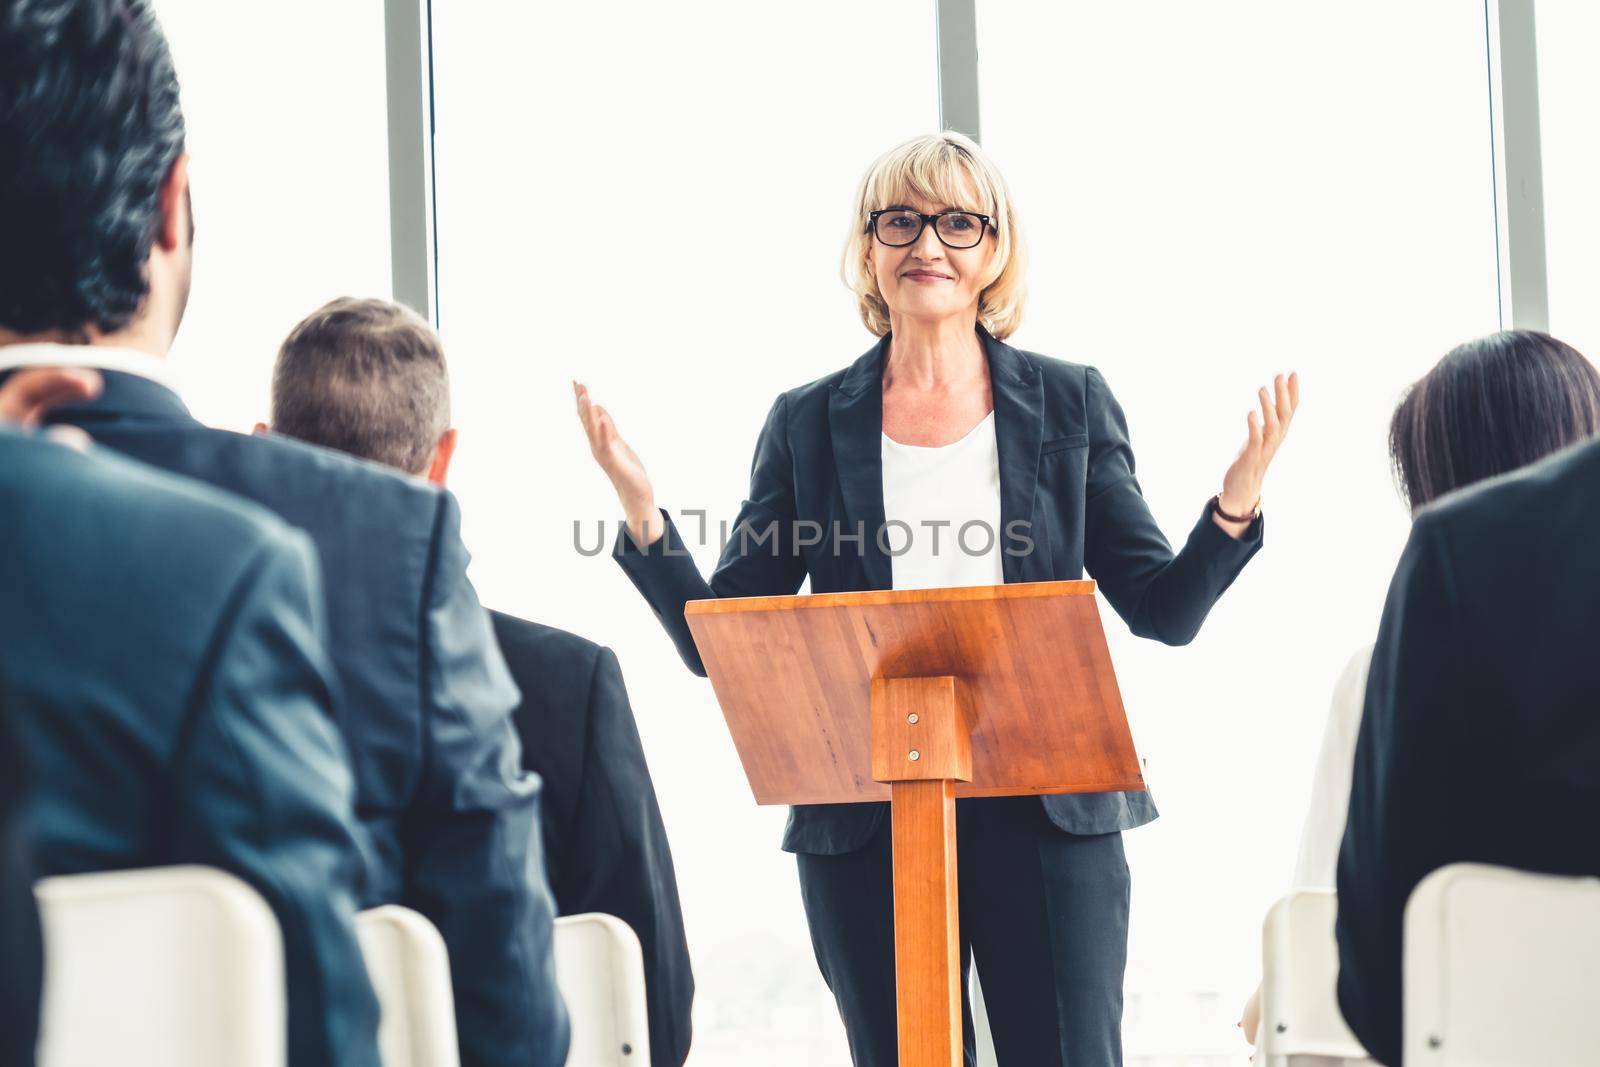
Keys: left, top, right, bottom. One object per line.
{"left": 684, "top": 581, "right": 1144, "bottom": 1067}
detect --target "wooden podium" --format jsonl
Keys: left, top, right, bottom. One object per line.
{"left": 683, "top": 579, "right": 1145, "bottom": 1067}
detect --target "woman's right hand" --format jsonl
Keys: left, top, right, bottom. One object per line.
{"left": 573, "top": 381, "right": 663, "bottom": 547}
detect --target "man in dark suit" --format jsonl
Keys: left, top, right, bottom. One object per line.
{"left": 0, "top": 372, "right": 381, "bottom": 1066}
{"left": 0, "top": 367, "right": 104, "bottom": 1067}
{"left": 0, "top": 5, "right": 566, "bottom": 1065}
{"left": 487, "top": 615, "right": 695, "bottom": 1067}
{"left": 1336, "top": 437, "right": 1600, "bottom": 1066}
{"left": 262, "top": 296, "right": 696, "bottom": 1067}
{"left": 0, "top": 681, "right": 40, "bottom": 1067}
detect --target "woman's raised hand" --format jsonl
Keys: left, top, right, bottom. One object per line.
{"left": 573, "top": 381, "right": 663, "bottom": 547}
{"left": 1218, "top": 372, "right": 1299, "bottom": 527}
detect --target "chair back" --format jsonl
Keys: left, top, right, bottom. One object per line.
{"left": 554, "top": 912, "right": 651, "bottom": 1066}
{"left": 356, "top": 905, "right": 460, "bottom": 1067}
{"left": 35, "top": 866, "right": 286, "bottom": 1067}
{"left": 1260, "top": 889, "right": 1379, "bottom": 1067}
{"left": 1405, "top": 863, "right": 1600, "bottom": 1066}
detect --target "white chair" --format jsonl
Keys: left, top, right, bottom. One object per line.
{"left": 356, "top": 906, "right": 650, "bottom": 1067}
{"left": 356, "top": 905, "right": 460, "bottom": 1067}
{"left": 1259, "top": 889, "right": 1379, "bottom": 1067}
{"left": 1404, "top": 863, "right": 1600, "bottom": 1066}
{"left": 554, "top": 912, "right": 651, "bottom": 1066}
{"left": 968, "top": 961, "right": 1000, "bottom": 1067}
{"left": 34, "top": 865, "right": 286, "bottom": 1067}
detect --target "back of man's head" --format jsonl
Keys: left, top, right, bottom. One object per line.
{"left": 0, "top": 0, "right": 187, "bottom": 337}
{"left": 271, "top": 297, "right": 451, "bottom": 476}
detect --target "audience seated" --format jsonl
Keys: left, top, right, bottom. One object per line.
{"left": 1335, "top": 332, "right": 1600, "bottom": 1065}
{"left": 265, "top": 296, "right": 697, "bottom": 1067}
{"left": 1241, "top": 329, "right": 1600, "bottom": 1053}
{"left": 0, "top": 4, "right": 567, "bottom": 1065}
{"left": 0, "top": 419, "right": 380, "bottom": 1065}
{"left": 21, "top": 8, "right": 1591, "bottom": 1067}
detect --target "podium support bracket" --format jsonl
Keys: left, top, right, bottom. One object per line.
{"left": 870, "top": 676, "right": 973, "bottom": 782}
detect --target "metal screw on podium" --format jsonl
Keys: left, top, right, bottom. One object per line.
{"left": 907, "top": 712, "right": 920, "bottom": 725}
{"left": 909, "top": 750, "right": 921, "bottom": 762}
{"left": 1428, "top": 1035, "right": 1443, "bottom": 1049}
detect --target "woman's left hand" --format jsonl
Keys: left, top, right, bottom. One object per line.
{"left": 1217, "top": 372, "right": 1299, "bottom": 532}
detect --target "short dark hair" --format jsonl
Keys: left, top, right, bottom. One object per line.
{"left": 0, "top": 0, "right": 186, "bottom": 335}
{"left": 1390, "top": 330, "right": 1600, "bottom": 510}
{"left": 271, "top": 297, "right": 451, "bottom": 474}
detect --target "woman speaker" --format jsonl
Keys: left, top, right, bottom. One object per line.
{"left": 576, "top": 131, "right": 1298, "bottom": 1067}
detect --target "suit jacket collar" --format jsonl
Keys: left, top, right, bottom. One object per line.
{"left": 827, "top": 327, "right": 1047, "bottom": 590}
{"left": 49, "top": 369, "right": 197, "bottom": 426}
{"left": 984, "top": 330, "right": 1049, "bottom": 583}
{"left": 828, "top": 335, "right": 891, "bottom": 590}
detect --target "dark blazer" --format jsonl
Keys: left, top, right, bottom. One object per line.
{"left": 0, "top": 427, "right": 380, "bottom": 1067}
{"left": 1336, "top": 437, "right": 1600, "bottom": 1067}
{"left": 0, "top": 680, "right": 40, "bottom": 1067}
{"left": 46, "top": 374, "right": 569, "bottom": 1067}
{"left": 491, "top": 611, "right": 695, "bottom": 1067}
{"left": 615, "top": 330, "right": 1262, "bottom": 855}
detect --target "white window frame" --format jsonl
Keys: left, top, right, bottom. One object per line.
{"left": 383, "top": 0, "right": 438, "bottom": 325}
{"left": 1486, "top": 0, "right": 1549, "bottom": 329}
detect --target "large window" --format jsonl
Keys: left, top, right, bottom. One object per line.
{"left": 430, "top": 4, "right": 937, "bottom": 1064}
{"left": 157, "top": 0, "right": 392, "bottom": 431}
{"left": 1537, "top": 3, "right": 1600, "bottom": 359}
{"left": 977, "top": 2, "right": 1497, "bottom": 1060}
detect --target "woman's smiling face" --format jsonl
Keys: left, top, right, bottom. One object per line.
{"left": 869, "top": 192, "right": 997, "bottom": 331}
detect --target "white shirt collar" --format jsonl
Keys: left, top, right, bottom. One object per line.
{"left": 0, "top": 342, "right": 182, "bottom": 396}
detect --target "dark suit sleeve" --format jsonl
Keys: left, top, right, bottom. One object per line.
{"left": 1082, "top": 366, "right": 1262, "bottom": 645}
{"left": 0, "top": 688, "right": 40, "bottom": 1067}
{"left": 171, "top": 529, "right": 381, "bottom": 1067}
{"left": 561, "top": 647, "right": 694, "bottom": 1067}
{"left": 614, "top": 393, "right": 809, "bottom": 676}
{"left": 1335, "top": 513, "right": 1469, "bottom": 1067}
{"left": 404, "top": 493, "right": 569, "bottom": 1067}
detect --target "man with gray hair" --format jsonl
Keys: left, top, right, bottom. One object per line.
{"left": 267, "top": 297, "right": 696, "bottom": 1067}
{"left": 270, "top": 298, "right": 458, "bottom": 479}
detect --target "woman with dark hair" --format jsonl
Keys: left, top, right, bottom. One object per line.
{"left": 1240, "top": 329, "right": 1600, "bottom": 1051}
{"left": 1388, "top": 330, "right": 1600, "bottom": 511}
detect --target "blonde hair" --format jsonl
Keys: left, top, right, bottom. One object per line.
{"left": 841, "top": 131, "right": 1027, "bottom": 340}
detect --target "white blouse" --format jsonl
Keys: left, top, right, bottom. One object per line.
{"left": 880, "top": 411, "right": 1006, "bottom": 591}
{"left": 1292, "top": 645, "right": 1376, "bottom": 889}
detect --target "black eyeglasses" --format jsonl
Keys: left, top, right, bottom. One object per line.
{"left": 868, "top": 208, "right": 992, "bottom": 249}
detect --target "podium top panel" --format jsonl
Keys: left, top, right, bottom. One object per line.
{"left": 685, "top": 580, "right": 1144, "bottom": 806}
